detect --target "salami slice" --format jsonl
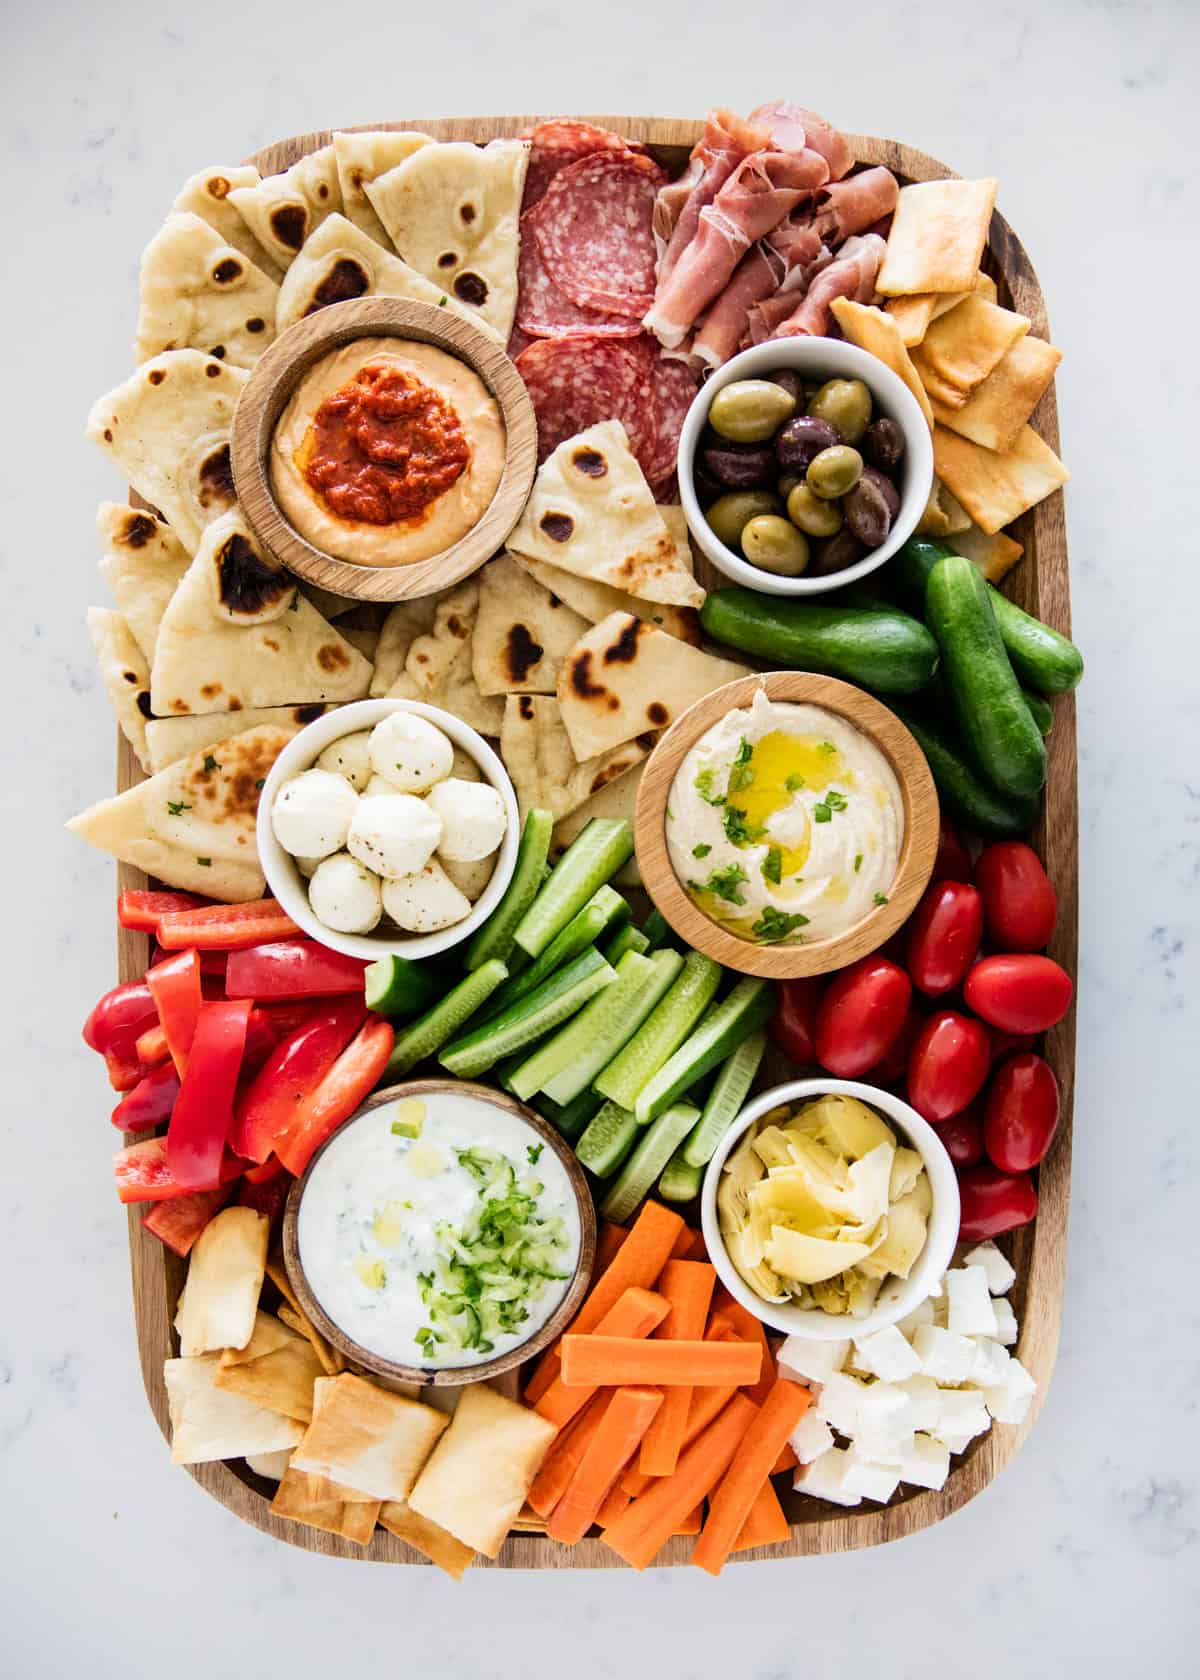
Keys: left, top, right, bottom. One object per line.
{"left": 645, "top": 355, "right": 701, "bottom": 487}
{"left": 520, "top": 120, "right": 641, "bottom": 212}
{"left": 515, "top": 209, "right": 642, "bottom": 340}
{"left": 532, "top": 152, "right": 664, "bottom": 317}
{"left": 515, "top": 335, "right": 658, "bottom": 467}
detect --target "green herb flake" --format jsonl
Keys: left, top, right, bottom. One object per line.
{"left": 726, "top": 737, "right": 755, "bottom": 795}
{"left": 438, "top": 295, "right": 448, "bottom": 306}
{"left": 693, "top": 767, "right": 725, "bottom": 807}
{"left": 873, "top": 892, "right": 890, "bottom": 906}
{"left": 255, "top": 778, "right": 266, "bottom": 791}
{"left": 785, "top": 772, "right": 806, "bottom": 792}
{"left": 813, "top": 789, "right": 848, "bottom": 824}
{"left": 202, "top": 754, "right": 219, "bottom": 773}
{"left": 527, "top": 1143, "right": 543, "bottom": 1166}
{"left": 704, "top": 862, "right": 749, "bottom": 905}
{"left": 820, "top": 740, "right": 838, "bottom": 756}
{"left": 722, "top": 804, "right": 765, "bottom": 846}
{"left": 854, "top": 853, "right": 863, "bottom": 873}
{"left": 196, "top": 857, "right": 212, "bottom": 867}
{"left": 692, "top": 842, "right": 712, "bottom": 860}
{"left": 751, "top": 906, "right": 810, "bottom": 944}
{"left": 761, "top": 846, "right": 783, "bottom": 886}
{"left": 166, "top": 800, "right": 191, "bottom": 816}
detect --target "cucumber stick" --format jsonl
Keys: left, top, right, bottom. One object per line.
{"left": 385, "top": 960, "right": 508, "bottom": 1078}
{"left": 640, "top": 908, "right": 671, "bottom": 952}
{"left": 534, "top": 1087, "right": 603, "bottom": 1144}
{"left": 363, "top": 953, "right": 435, "bottom": 1018}
{"left": 599, "top": 922, "right": 649, "bottom": 965}
{"left": 594, "top": 950, "right": 722, "bottom": 1113}
{"left": 538, "top": 947, "right": 683, "bottom": 1106}
{"left": 576, "top": 1099, "right": 640, "bottom": 1178}
{"left": 506, "top": 949, "right": 656, "bottom": 1103}
{"left": 438, "top": 948, "right": 615, "bottom": 1077}
{"left": 658, "top": 1147, "right": 704, "bottom": 1204}
{"left": 513, "top": 818, "right": 634, "bottom": 958}
{"left": 681, "top": 1027, "right": 768, "bottom": 1168}
{"left": 633, "top": 977, "right": 774, "bottom": 1124}
{"left": 479, "top": 885, "right": 628, "bottom": 1021}
{"left": 464, "top": 809, "right": 553, "bottom": 971}
{"left": 600, "top": 1102, "right": 701, "bottom": 1224}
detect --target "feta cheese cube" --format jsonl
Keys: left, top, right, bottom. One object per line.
{"left": 842, "top": 1446, "right": 902, "bottom": 1504}
{"left": 991, "top": 1296, "right": 1019, "bottom": 1346}
{"left": 984, "top": 1358, "right": 1037, "bottom": 1425}
{"left": 935, "top": 1431, "right": 975, "bottom": 1456}
{"left": 962, "top": 1241, "right": 1016, "bottom": 1295}
{"left": 777, "top": 1334, "right": 851, "bottom": 1387}
{"left": 790, "top": 1411, "right": 836, "bottom": 1465}
{"left": 896, "top": 1297, "right": 936, "bottom": 1339}
{"left": 815, "top": 1371, "right": 870, "bottom": 1436}
{"left": 931, "top": 1388, "right": 991, "bottom": 1446}
{"left": 853, "top": 1383, "right": 914, "bottom": 1458}
{"left": 853, "top": 1325, "right": 922, "bottom": 1383}
{"left": 969, "top": 1337, "right": 1012, "bottom": 1388}
{"left": 796, "top": 1446, "right": 861, "bottom": 1507}
{"left": 896, "top": 1433, "right": 951, "bottom": 1491}
{"left": 912, "top": 1324, "right": 977, "bottom": 1384}
{"left": 931, "top": 1290, "right": 950, "bottom": 1327}
{"left": 946, "top": 1267, "right": 1000, "bottom": 1337}
{"left": 895, "top": 1374, "right": 942, "bottom": 1432}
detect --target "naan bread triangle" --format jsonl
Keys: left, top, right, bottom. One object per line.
{"left": 88, "top": 607, "right": 152, "bottom": 772}
{"left": 144, "top": 703, "right": 337, "bottom": 773}
{"left": 500, "top": 694, "right": 650, "bottom": 822}
{"left": 135, "top": 212, "right": 279, "bottom": 369}
{"left": 472, "top": 554, "right": 590, "bottom": 696}
{"left": 276, "top": 213, "right": 478, "bottom": 332}
{"left": 228, "top": 146, "right": 342, "bottom": 273}
{"left": 96, "top": 502, "right": 191, "bottom": 663}
{"left": 173, "top": 164, "right": 284, "bottom": 281}
{"left": 332, "top": 130, "right": 433, "bottom": 245}
{"left": 387, "top": 579, "right": 503, "bottom": 736}
{"left": 369, "top": 594, "right": 441, "bottom": 696}
{"left": 508, "top": 513, "right": 703, "bottom": 644}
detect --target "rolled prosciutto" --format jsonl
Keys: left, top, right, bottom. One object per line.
{"left": 813, "top": 167, "right": 899, "bottom": 242}
{"left": 654, "top": 108, "right": 768, "bottom": 283}
{"left": 692, "top": 218, "right": 824, "bottom": 367}
{"left": 749, "top": 100, "right": 855, "bottom": 182}
{"left": 770, "top": 233, "right": 887, "bottom": 338}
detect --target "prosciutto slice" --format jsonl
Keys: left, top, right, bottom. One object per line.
{"left": 770, "top": 233, "right": 887, "bottom": 339}
{"left": 812, "top": 167, "right": 899, "bottom": 242}
{"left": 693, "top": 219, "right": 823, "bottom": 367}
{"left": 749, "top": 100, "right": 855, "bottom": 182}
{"left": 654, "top": 109, "right": 768, "bottom": 284}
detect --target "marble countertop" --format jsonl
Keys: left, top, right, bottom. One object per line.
{"left": 4, "top": 0, "right": 1196, "bottom": 1673}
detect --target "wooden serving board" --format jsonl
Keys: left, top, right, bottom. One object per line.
{"left": 115, "top": 116, "right": 1076, "bottom": 1568}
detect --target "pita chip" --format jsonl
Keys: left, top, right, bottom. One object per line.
{"left": 912, "top": 295, "right": 1030, "bottom": 409}
{"left": 933, "top": 424, "right": 1069, "bottom": 535}
{"left": 558, "top": 611, "right": 750, "bottom": 760}
{"left": 884, "top": 270, "right": 999, "bottom": 346}
{"left": 877, "top": 178, "right": 999, "bottom": 296}
{"left": 271, "top": 1467, "right": 381, "bottom": 1545}
{"left": 388, "top": 579, "right": 503, "bottom": 735}
{"left": 501, "top": 694, "right": 651, "bottom": 822}
{"left": 96, "top": 502, "right": 191, "bottom": 664}
{"left": 88, "top": 608, "right": 152, "bottom": 772}
{"left": 332, "top": 130, "right": 433, "bottom": 245}
{"left": 915, "top": 477, "right": 973, "bottom": 539}
{"left": 166, "top": 1355, "right": 304, "bottom": 1465}
{"left": 174, "top": 1208, "right": 269, "bottom": 1356}
{"left": 509, "top": 422, "right": 703, "bottom": 609}
{"left": 144, "top": 703, "right": 335, "bottom": 773}
{"left": 828, "top": 299, "right": 934, "bottom": 429}
{"left": 86, "top": 351, "right": 246, "bottom": 552}
{"left": 275, "top": 212, "right": 479, "bottom": 332}
{"left": 473, "top": 554, "right": 590, "bottom": 696}
{"left": 228, "top": 145, "right": 342, "bottom": 273}
{"left": 365, "top": 138, "right": 528, "bottom": 342}
{"left": 244, "top": 1447, "right": 294, "bottom": 1481}
{"left": 379, "top": 1498, "right": 475, "bottom": 1578}
{"left": 67, "top": 725, "right": 291, "bottom": 900}
{"left": 948, "top": 522, "right": 1024, "bottom": 585}
{"left": 151, "top": 511, "right": 371, "bottom": 716}
{"left": 369, "top": 594, "right": 440, "bottom": 695}
{"left": 173, "top": 164, "right": 284, "bottom": 281}
{"left": 290, "top": 1372, "right": 449, "bottom": 1503}
{"left": 931, "top": 333, "right": 1063, "bottom": 454}
{"left": 266, "top": 1251, "right": 345, "bottom": 1374}
{"left": 214, "top": 1342, "right": 322, "bottom": 1424}
{"left": 135, "top": 212, "right": 279, "bottom": 370}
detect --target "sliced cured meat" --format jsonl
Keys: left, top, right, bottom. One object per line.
{"left": 521, "top": 119, "right": 641, "bottom": 212}
{"left": 749, "top": 100, "right": 855, "bottom": 181}
{"left": 516, "top": 335, "right": 655, "bottom": 466}
{"left": 771, "top": 233, "right": 887, "bottom": 338}
{"left": 812, "top": 166, "right": 900, "bottom": 242}
{"left": 694, "top": 219, "right": 824, "bottom": 367}
{"left": 533, "top": 152, "right": 664, "bottom": 316}
{"left": 655, "top": 109, "right": 769, "bottom": 283}
{"left": 516, "top": 208, "right": 642, "bottom": 339}
{"left": 644, "top": 355, "right": 700, "bottom": 485}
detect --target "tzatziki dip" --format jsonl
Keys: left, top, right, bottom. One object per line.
{"left": 668, "top": 687, "right": 904, "bottom": 945}
{"left": 296, "top": 1089, "right": 581, "bottom": 1368}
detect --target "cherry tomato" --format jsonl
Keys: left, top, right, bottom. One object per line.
{"left": 988, "top": 1027, "right": 1037, "bottom": 1063}
{"left": 906, "top": 1009, "right": 990, "bottom": 1122}
{"left": 938, "top": 1103, "right": 986, "bottom": 1168}
{"left": 770, "top": 977, "right": 824, "bottom": 1066}
{"left": 984, "top": 1052, "right": 1060, "bottom": 1172}
{"left": 974, "top": 842, "right": 1057, "bottom": 951}
{"left": 906, "top": 881, "right": 984, "bottom": 996}
{"left": 870, "top": 1000, "right": 924, "bottom": 1084}
{"left": 931, "top": 818, "right": 973, "bottom": 885}
{"left": 957, "top": 1162, "right": 1038, "bottom": 1242}
{"left": 964, "top": 954, "right": 1073, "bottom": 1034}
{"left": 814, "top": 957, "right": 912, "bottom": 1078}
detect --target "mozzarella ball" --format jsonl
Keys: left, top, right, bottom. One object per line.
{"left": 316, "top": 729, "right": 373, "bottom": 791}
{"left": 347, "top": 793, "right": 441, "bottom": 880}
{"left": 382, "top": 859, "right": 472, "bottom": 933}
{"left": 271, "top": 769, "right": 358, "bottom": 860}
{"left": 308, "top": 852, "right": 383, "bottom": 934}
{"left": 426, "top": 779, "right": 507, "bottom": 861}
{"left": 441, "top": 854, "right": 495, "bottom": 902}
{"left": 365, "top": 774, "right": 402, "bottom": 799}
{"left": 369, "top": 711, "right": 454, "bottom": 792}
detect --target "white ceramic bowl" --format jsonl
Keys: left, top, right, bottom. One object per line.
{"left": 678, "top": 337, "right": 934, "bottom": 597}
{"left": 700, "top": 1077, "right": 960, "bottom": 1342}
{"left": 257, "top": 698, "right": 519, "bottom": 963}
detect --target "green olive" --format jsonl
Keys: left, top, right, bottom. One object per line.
{"left": 708, "top": 379, "right": 798, "bottom": 443}
{"left": 806, "top": 444, "right": 864, "bottom": 500}
{"left": 778, "top": 473, "right": 802, "bottom": 499}
{"left": 807, "top": 378, "right": 873, "bottom": 445}
{"left": 706, "top": 489, "right": 783, "bottom": 549}
{"left": 741, "top": 515, "right": 810, "bottom": 576}
{"left": 786, "top": 481, "right": 844, "bottom": 537}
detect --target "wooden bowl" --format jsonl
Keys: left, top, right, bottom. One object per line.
{"left": 281, "top": 1080, "right": 596, "bottom": 1388}
{"left": 633, "top": 671, "right": 939, "bottom": 978}
{"left": 229, "top": 296, "right": 537, "bottom": 603}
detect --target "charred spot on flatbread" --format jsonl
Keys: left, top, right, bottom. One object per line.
{"left": 293, "top": 704, "right": 327, "bottom": 725}
{"left": 539, "top": 511, "right": 574, "bottom": 544}
{"left": 437, "top": 251, "right": 456, "bottom": 269}
{"left": 504, "top": 624, "right": 545, "bottom": 686}
{"left": 308, "top": 258, "right": 370, "bottom": 313}
{"left": 271, "top": 204, "right": 308, "bottom": 251}
{"left": 247, "top": 317, "right": 266, "bottom": 334}
{"left": 646, "top": 701, "right": 668, "bottom": 726}
{"left": 566, "top": 650, "right": 607, "bottom": 701}
{"left": 570, "top": 446, "right": 607, "bottom": 479}
{"left": 215, "top": 532, "right": 293, "bottom": 620}
{"left": 178, "top": 732, "right": 284, "bottom": 822}
{"left": 517, "top": 695, "right": 535, "bottom": 721}
{"left": 136, "top": 690, "right": 154, "bottom": 718}
{"left": 148, "top": 368, "right": 167, "bottom": 386}
{"left": 121, "top": 512, "right": 160, "bottom": 549}
{"left": 317, "top": 643, "right": 351, "bottom": 673}
{"left": 453, "top": 271, "right": 488, "bottom": 307}
{"left": 201, "top": 683, "right": 223, "bottom": 700}
{"left": 205, "top": 362, "right": 222, "bottom": 378}
{"left": 205, "top": 174, "right": 232, "bottom": 199}
{"left": 211, "top": 257, "right": 243, "bottom": 285}
{"left": 198, "top": 445, "right": 236, "bottom": 510}
{"left": 602, "top": 617, "right": 646, "bottom": 666}
{"left": 446, "top": 614, "right": 470, "bottom": 641}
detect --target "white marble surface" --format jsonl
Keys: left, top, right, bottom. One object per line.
{"left": 3, "top": 0, "right": 1197, "bottom": 1672}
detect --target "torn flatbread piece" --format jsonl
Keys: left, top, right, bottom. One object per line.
{"left": 878, "top": 178, "right": 999, "bottom": 296}
{"left": 388, "top": 579, "right": 503, "bottom": 736}
{"left": 67, "top": 724, "right": 291, "bottom": 900}
{"left": 369, "top": 595, "right": 440, "bottom": 696}
{"left": 166, "top": 1355, "right": 304, "bottom": 1465}
{"left": 931, "top": 333, "right": 1063, "bottom": 454}
{"left": 948, "top": 522, "right": 1024, "bottom": 584}
{"left": 174, "top": 1208, "right": 269, "bottom": 1356}
{"left": 290, "top": 1373, "right": 449, "bottom": 1503}
{"left": 508, "top": 421, "right": 703, "bottom": 609}
{"left": 173, "top": 164, "right": 284, "bottom": 281}
{"left": 214, "top": 1311, "right": 324, "bottom": 1423}
{"left": 912, "top": 295, "right": 1030, "bottom": 409}
{"left": 553, "top": 759, "right": 645, "bottom": 887}
{"left": 228, "top": 146, "right": 342, "bottom": 273}
{"left": 933, "top": 424, "right": 1069, "bottom": 534}
{"left": 407, "top": 1382, "right": 557, "bottom": 1559}
{"left": 86, "top": 351, "right": 246, "bottom": 552}
{"left": 365, "top": 138, "right": 528, "bottom": 342}
{"left": 271, "top": 1467, "right": 381, "bottom": 1545}
{"left": 96, "top": 503, "right": 191, "bottom": 664}
{"left": 379, "top": 1498, "right": 475, "bottom": 1578}
{"left": 473, "top": 554, "right": 590, "bottom": 696}
{"left": 501, "top": 694, "right": 651, "bottom": 823}
{"left": 275, "top": 213, "right": 480, "bottom": 331}
{"left": 828, "top": 298, "right": 934, "bottom": 430}
{"left": 144, "top": 703, "right": 335, "bottom": 773}
{"left": 332, "top": 130, "right": 433, "bottom": 245}
{"left": 511, "top": 552, "right": 702, "bottom": 646}
{"left": 135, "top": 212, "right": 279, "bottom": 369}
{"left": 558, "top": 611, "right": 750, "bottom": 760}
{"left": 88, "top": 608, "right": 152, "bottom": 773}
{"left": 915, "top": 477, "right": 973, "bottom": 538}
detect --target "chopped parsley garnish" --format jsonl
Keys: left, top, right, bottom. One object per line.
{"left": 527, "top": 1142, "right": 543, "bottom": 1165}
{"left": 692, "top": 842, "right": 712, "bottom": 860}
{"left": 722, "top": 804, "right": 765, "bottom": 846}
{"left": 854, "top": 853, "right": 863, "bottom": 873}
{"left": 873, "top": 892, "right": 890, "bottom": 906}
{"left": 255, "top": 777, "right": 266, "bottom": 790}
{"left": 820, "top": 740, "right": 838, "bottom": 756}
{"left": 196, "top": 857, "right": 212, "bottom": 867}
{"left": 701, "top": 862, "right": 749, "bottom": 905}
{"left": 438, "top": 295, "right": 448, "bottom": 306}
{"left": 166, "top": 800, "right": 191, "bottom": 816}
{"left": 693, "top": 767, "right": 725, "bottom": 806}
{"left": 202, "top": 754, "right": 219, "bottom": 773}
{"left": 752, "top": 906, "right": 810, "bottom": 943}
{"left": 813, "top": 789, "right": 849, "bottom": 823}
{"left": 785, "top": 772, "right": 807, "bottom": 792}
{"left": 761, "top": 845, "right": 783, "bottom": 885}
{"left": 727, "top": 737, "right": 755, "bottom": 794}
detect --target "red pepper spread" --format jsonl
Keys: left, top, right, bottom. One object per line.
{"left": 302, "top": 359, "right": 471, "bottom": 525}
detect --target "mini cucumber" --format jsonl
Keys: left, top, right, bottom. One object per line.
{"left": 538, "top": 947, "right": 683, "bottom": 1106}
{"left": 534, "top": 1087, "right": 603, "bottom": 1144}
{"left": 701, "top": 588, "right": 939, "bottom": 694}
{"left": 576, "top": 1100, "right": 640, "bottom": 1178}
{"left": 464, "top": 809, "right": 553, "bottom": 971}
{"left": 506, "top": 949, "right": 655, "bottom": 1103}
{"left": 512, "top": 818, "right": 634, "bottom": 958}
{"left": 594, "top": 950, "right": 722, "bottom": 1113}
{"left": 478, "top": 885, "right": 628, "bottom": 1021}
{"left": 599, "top": 1102, "right": 701, "bottom": 1224}
{"left": 633, "top": 977, "right": 775, "bottom": 1124}
{"left": 599, "top": 923, "right": 649, "bottom": 964}
{"left": 1023, "top": 688, "right": 1054, "bottom": 737}
{"left": 658, "top": 1147, "right": 704, "bottom": 1204}
{"left": 893, "top": 706, "right": 1040, "bottom": 838}
{"left": 681, "top": 1028, "right": 768, "bottom": 1168}
{"left": 385, "top": 959, "right": 508, "bottom": 1078}
{"left": 438, "top": 948, "right": 615, "bottom": 1077}
{"left": 362, "top": 953, "right": 435, "bottom": 1018}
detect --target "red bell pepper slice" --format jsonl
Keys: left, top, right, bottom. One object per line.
{"left": 156, "top": 898, "right": 302, "bottom": 951}
{"left": 134, "top": 1022, "right": 170, "bottom": 1067}
{"left": 275, "top": 1016, "right": 395, "bottom": 1177}
{"left": 142, "top": 1185, "right": 232, "bottom": 1255}
{"left": 225, "top": 939, "right": 368, "bottom": 1001}
{"left": 167, "top": 998, "right": 253, "bottom": 1191}
{"left": 118, "top": 890, "right": 208, "bottom": 934}
{"left": 111, "top": 1060, "right": 181, "bottom": 1131}
{"left": 147, "top": 948, "right": 203, "bottom": 1076}
{"left": 105, "top": 1050, "right": 145, "bottom": 1092}
{"left": 84, "top": 978, "right": 157, "bottom": 1057}
{"left": 237, "top": 1167, "right": 291, "bottom": 1226}
{"left": 243, "top": 1154, "right": 285, "bottom": 1185}
{"left": 115, "top": 1136, "right": 243, "bottom": 1203}
{"left": 230, "top": 998, "right": 367, "bottom": 1162}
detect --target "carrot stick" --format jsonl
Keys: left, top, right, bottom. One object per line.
{"left": 732, "top": 1479, "right": 790, "bottom": 1553}
{"left": 524, "top": 1200, "right": 683, "bottom": 1403}
{"left": 675, "top": 1502, "right": 703, "bottom": 1536}
{"left": 527, "top": 1394, "right": 608, "bottom": 1518}
{"left": 596, "top": 1221, "right": 628, "bottom": 1273}
{"left": 684, "top": 1230, "right": 710, "bottom": 1261}
{"left": 602, "top": 1394, "right": 758, "bottom": 1570}
{"left": 561, "top": 1335, "right": 761, "bottom": 1391}
{"left": 534, "top": 1287, "right": 669, "bottom": 1429}
{"left": 596, "top": 1484, "right": 632, "bottom": 1527}
{"left": 772, "top": 1443, "right": 798, "bottom": 1476}
{"left": 668, "top": 1225, "right": 696, "bottom": 1261}
{"left": 691, "top": 1378, "right": 813, "bottom": 1576}
{"left": 547, "top": 1387, "right": 663, "bottom": 1545}
{"left": 710, "top": 1287, "right": 774, "bottom": 1404}
{"left": 638, "top": 1260, "right": 716, "bottom": 1477}
{"left": 620, "top": 1329, "right": 741, "bottom": 1498}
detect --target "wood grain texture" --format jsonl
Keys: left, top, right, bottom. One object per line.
{"left": 634, "top": 671, "right": 938, "bottom": 977}
{"left": 230, "top": 296, "right": 537, "bottom": 602}
{"left": 114, "top": 117, "right": 1077, "bottom": 1569}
